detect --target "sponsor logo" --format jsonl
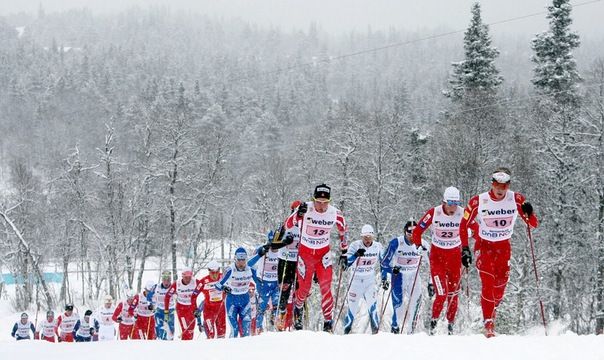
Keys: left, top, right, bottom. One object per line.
{"left": 309, "top": 219, "right": 334, "bottom": 226}
{"left": 483, "top": 209, "right": 515, "bottom": 216}
{"left": 434, "top": 221, "right": 460, "bottom": 228}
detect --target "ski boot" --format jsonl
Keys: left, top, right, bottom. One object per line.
{"left": 429, "top": 319, "right": 438, "bottom": 335}
{"left": 447, "top": 322, "right": 454, "bottom": 335}
{"left": 391, "top": 326, "right": 400, "bottom": 334}
{"left": 293, "top": 306, "right": 304, "bottom": 330}
{"left": 484, "top": 319, "right": 495, "bottom": 338}
{"left": 323, "top": 320, "right": 333, "bottom": 333}
{"left": 370, "top": 321, "right": 379, "bottom": 335}
{"left": 343, "top": 324, "right": 352, "bottom": 335}
{"left": 276, "top": 310, "right": 287, "bottom": 331}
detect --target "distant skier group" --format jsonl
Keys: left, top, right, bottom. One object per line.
{"left": 11, "top": 167, "right": 537, "bottom": 340}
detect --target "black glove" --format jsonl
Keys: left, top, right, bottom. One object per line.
{"left": 392, "top": 266, "right": 401, "bottom": 275}
{"left": 194, "top": 309, "right": 201, "bottom": 318}
{"left": 89, "top": 327, "right": 95, "bottom": 335}
{"left": 417, "top": 244, "right": 427, "bottom": 252}
{"left": 297, "top": 202, "right": 308, "bottom": 216}
{"left": 222, "top": 286, "right": 232, "bottom": 294}
{"left": 338, "top": 254, "right": 348, "bottom": 270}
{"left": 427, "top": 284, "right": 435, "bottom": 298}
{"left": 57, "top": 336, "right": 62, "bottom": 343}
{"left": 381, "top": 279, "right": 389, "bottom": 290}
{"left": 313, "top": 273, "right": 319, "bottom": 284}
{"left": 116, "top": 316, "right": 123, "bottom": 323}
{"left": 283, "top": 234, "right": 294, "bottom": 245}
{"left": 257, "top": 245, "right": 269, "bottom": 257}
{"left": 521, "top": 202, "right": 534, "bottom": 217}
{"left": 353, "top": 248, "right": 366, "bottom": 257}
{"left": 148, "top": 304, "right": 155, "bottom": 311}
{"left": 461, "top": 246, "right": 472, "bottom": 268}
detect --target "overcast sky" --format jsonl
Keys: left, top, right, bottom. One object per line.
{"left": 1, "top": 0, "right": 602, "bottom": 37}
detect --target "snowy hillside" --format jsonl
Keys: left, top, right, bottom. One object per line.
{"left": 1, "top": 331, "right": 603, "bottom": 360}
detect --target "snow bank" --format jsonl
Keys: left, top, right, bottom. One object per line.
{"left": 1, "top": 331, "right": 602, "bottom": 360}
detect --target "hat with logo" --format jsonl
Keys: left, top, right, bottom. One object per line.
{"left": 313, "top": 184, "right": 331, "bottom": 200}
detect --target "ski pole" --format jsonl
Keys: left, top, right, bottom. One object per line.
{"left": 377, "top": 275, "right": 394, "bottom": 331}
{"left": 527, "top": 224, "right": 548, "bottom": 335}
{"left": 401, "top": 256, "right": 423, "bottom": 334}
{"left": 333, "top": 258, "right": 359, "bottom": 332}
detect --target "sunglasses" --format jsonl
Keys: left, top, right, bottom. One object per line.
{"left": 313, "top": 198, "right": 331, "bottom": 204}
{"left": 406, "top": 227, "right": 416, "bottom": 233}
{"left": 446, "top": 200, "right": 462, "bottom": 206}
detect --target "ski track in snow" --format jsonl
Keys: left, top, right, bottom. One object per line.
{"left": 1, "top": 331, "right": 603, "bottom": 360}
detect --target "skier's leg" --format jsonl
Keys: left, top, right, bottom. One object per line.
{"left": 225, "top": 296, "right": 239, "bottom": 338}
{"left": 256, "top": 283, "right": 269, "bottom": 332}
{"left": 407, "top": 276, "right": 423, "bottom": 334}
{"left": 477, "top": 242, "right": 496, "bottom": 322}
{"left": 240, "top": 294, "right": 252, "bottom": 337}
{"left": 216, "top": 305, "right": 227, "bottom": 338}
{"left": 445, "top": 248, "right": 462, "bottom": 324}
{"left": 343, "top": 278, "right": 361, "bottom": 334}
{"left": 154, "top": 309, "right": 165, "bottom": 340}
{"left": 390, "top": 273, "right": 403, "bottom": 331}
{"left": 317, "top": 250, "right": 334, "bottom": 321}
{"left": 493, "top": 240, "right": 511, "bottom": 309}
{"left": 269, "top": 282, "right": 280, "bottom": 323}
{"left": 293, "top": 252, "right": 315, "bottom": 309}
{"left": 431, "top": 249, "right": 447, "bottom": 321}
{"left": 364, "top": 279, "right": 379, "bottom": 334}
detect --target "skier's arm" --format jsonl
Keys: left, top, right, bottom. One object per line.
{"left": 11, "top": 323, "right": 17, "bottom": 338}
{"left": 73, "top": 319, "right": 81, "bottom": 336}
{"left": 336, "top": 211, "right": 348, "bottom": 251}
{"left": 146, "top": 284, "right": 156, "bottom": 302}
{"left": 515, "top": 192, "right": 539, "bottom": 228}
{"left": 112, "top": 303, "right": 122, "bottom": 322}
{"left": 247, "top": 253, "right": 262, "bottom": 268}
{"left": 128, "top": 295, "right": 139, "bottom": 316}
{"left": 460, "top": 196, "right": 480, "bottom": 248}
{"left": 164, "top": 282, "right": 176, "bottom": 311}
{"left": 30, "top": 323, "right": 36, "bottom": 336}
{"left": 215, "top": 269, "right": 232, "bottom": 290}
{"left": 55, "top": 316, "right": 62, "bottom": 337}
{"left": 380, "top": 239, "right": 397, "bottom": 279}
{"left": 412, "top": 208, "right": 434, "bottom": 247}
{"left": 346, "top": 241, "right": 360, "bottom": 267}
{"left": 284, "top": 209, "right": 303, "bottom": 230}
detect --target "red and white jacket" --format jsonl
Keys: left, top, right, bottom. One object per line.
{"left": 284, "top": 201, "right": 348, "bottom": 251}
{"left": 111, "top": 300, "right": 135, "bottom": 326}
{"left": 195, "top": 274, "right": 224, "bottom": 307}
{"left": 164, "top": 278, "right": 203, "bottom": 308}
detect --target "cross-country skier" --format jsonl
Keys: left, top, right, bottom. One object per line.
{"left": 112, "top": 291, "right": 136, "bottom": 340}
{"left": 164, "top": 268, "right": 203, "bottom": 340}
{"left": 412, "top": 187, "right": 464, "bottom": 335}
{"left": 193, "top": 261, "right": 226, "bottom": 339}
{"left": 215, "top": 247, "right": 261, "bottom": 338}
{"left": 130, "top": 281, "right": 156, "bottom": 339}
{"left": 96, "top": 295, "right": 116, "bottom": 341}
{"left": 253, "top": 234, "right": 280, "bottom": 334}
{"left": 148, "top": 271, "right": 175, "bottom": 340}
{"left": 284, "top": 184, "right": 348, "bottom": 332}
{"left": 269, "top": 200, "right": 301, "bottom": 331}
{"left": 11, "top": 313, "right": 35, "bottom": 340}
{"left": 74, "top": 310, "right": 99, "bottom": 342}
{"left": 459, "top": 167, "right": 538, "bottom": 338}
{"left": 343, "top": 224, "right": 383, "bottom": 334}
{"left": 36, "top": 310, "right": 57, "bottom": 342}
{"left": 381, "top": 220, "right": 428, "bottom": 334}
{"left": 56, "top": 304, "right": 78, "bottom": 342}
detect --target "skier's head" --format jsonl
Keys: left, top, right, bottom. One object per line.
{"left": 181, "top": 267, "right": 193, "bottom": 284}
{"left": 161, "top": 271, "right": 172, "bottom": 286}
{"left": 234, "top": 247, "right": 248, "bottom": 269}
{"left": 103, "top": 294, "right": 113, "bottom": 308}
{"left": 207, "top": 260, "right": 220, "bottom": 279}
{"left": 403, "top": 220, "right": 417, "bottom": 239}
{"left": 442, "top": 186, "right": 461, "bottom": 214}
{"left": 84, "top": 309, "right": 93, "bottom": 319}
{"left": 65, "top": 303, "right": 74, "bottom": 314}
{"left": 360, "top": 224, "right": 375, "bottom": 246}
{"left": 125, "top": 289, "right": 135, "bottom": 303}
{"left": 248, "top": 281, "right": 256, "bottom": 295}
{"left": 313, "top": 183, "right": 331, "bottom": 213}
{"left": 46, "top": 310, "right": 54, "bottom": 320}
{"left": 144, "top": 280, "right": 155, "bottom": 293}
{"left": 20, "top": 312, "right": 28, "bottom": 324}
{"left": 491, "top": 167, "right": 511, "bottom": 199}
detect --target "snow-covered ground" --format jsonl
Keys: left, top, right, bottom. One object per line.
{"left": 1, "top": 330, "right": 603, "bottom": 360}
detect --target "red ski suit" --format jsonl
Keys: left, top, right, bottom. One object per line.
{"left": 130, "top": 293, "right": 156, "bottom": 340}
{"left": 413, "top": 205, "right": 465, "bottom": 324}
{"left": 285, "top": 201, "right": 347, "bottom": 321}
{"left": 195, "top": 274, "right": 226, "bottom": 339}
{"left": 165, "top": 278, "right": 203, "bottom": 340}
{"left": 460, "top": 190, "right": 538, "bottom": 323}
{"left": 112, "top": 300, "right": 135, "bottom": 340}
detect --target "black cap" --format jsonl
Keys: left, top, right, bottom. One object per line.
{"left": 65, "top": 303, "right": 74, "bottom": 311}
{"left": 85, "top": 310, "right": 93, "bottom": 316}
{"left": 404, "top": 220, "right": 417, "bottom": 233}
{"left": 313, "top": 184, "right": 331, "bottom": 200}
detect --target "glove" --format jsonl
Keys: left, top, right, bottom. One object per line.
{"left": 353, "top": 248, "right": 366, "bottom": 257}
{"left": 313, "top": 273, "right": 319, "bottom": 284}
{"left": 521, "top": 202, "right": 534, "bottom": 217}
{"left": 222, "top": 286, "right": 232, "bottom": 294}
{"left": 57, "top": 336, "right": 63, "bottom": 343}
{"left": 392, "top": 266, "right": 401, "bottom": 275}
{"left": 257, "top": 245, "right": 269, "bottom": 257}
{"left": 297, "top": 202, "right": 308, "bottom": 216}
{"left": 427, "top": 284, "right": 435, "bottom": 298}
{"left": 148, "top": 304, "right": 155, "bottom": 311}
{"left": 381, "top": 279, "right": 389, "bottom": 290}
{"left": 163, "top": 310, "right": 169, "bottom": 322}
{"left": 338, "top": 254, "right": 348, "bottom": 270}
{"left": 461, "top": 246, "right": 472, "bottom": 268}
{"left": 283, "top": 234, "right": 294, "bottom": 245}
{"left": 116, "top": 316, "right": 123, "bottom": 323}
{"left": 89, "top": 327, "right": 95, "bottom": 335}
{"left": 194, "top": 309, "right": 201, "bottom": 318}
{"left": 417, "top": 244, "right": 427, "bottom": 252}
